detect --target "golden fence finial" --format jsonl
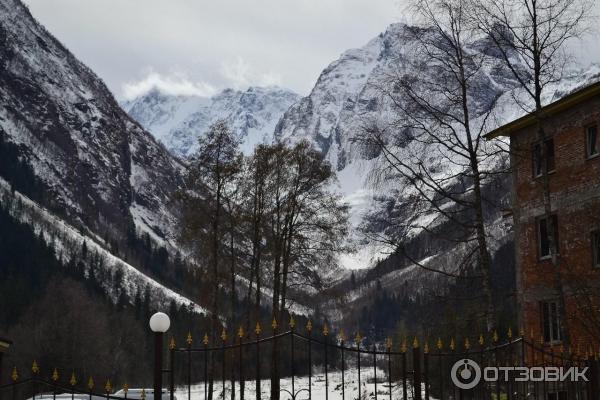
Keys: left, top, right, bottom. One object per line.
{"left": 355, "top": 332, "right": 362, "bottom": 345}
{"left": 323, "top": 324, "right": 329, "bottom": 337}
{"left": 32, "top": 360, "right": 40, "bottom": 374}
{"left": 141, "top": 388, "right": 147, "bottom": 400}
{"left": 238, "top": 326, "right": 245, "bottom": 339}
{"left": 424, "top": 341, "right": 430, "bottom": 354}
{"left": 88, "top": 377, "right": 94, "bottom": 390}
{"left": 255, "top": 322, "right": 262, "bottom": 336}
{"left": 289, "top": 316, "right": 296, "bottom": 329}
{"left": 385, "top": 337, "right": 393, "bottom": 350}
{"left": 123, "top": 383, "right": 129, "bottom": 394}
{"left": 306, "top": 320, "right": 313, "bottom": 333}
{"left": 169, "top": 337, "right": 176, "bottom": 350}
{"left": 401, "top": 338, "right": 408, "bottom": 353}
{"left": 492, "top": 331, "right": 499, "bottom": 343}
{"left": 479, "top": 334, "right": 485, "bottom": 347}
{"left": 187, "top": 332, "right": 193, "bottom": 346}
{"left": 203, "top": 333, "right": 209, "bottom": 345}
{"left": 339, "top": 330, "right": 347, "bottom": 342}
{"left": 52, "top": 368, "right": 59, "bottom": 382}
{"left": 413, "top": 337, "right": 419, "bottom": 349}
{"left": 70, "top": 371, "right": 77, "bottom": 386}
{"left": 450, "top": 338, "right": 456, "bottom": 351}
{"left": 221, "top": 328, "right": 228, "bottom": 342}
{"left": 507, "top": 327, "right": 513, "bottom": 340}
{"left": 464, "top": 338, "right": 471, "bottom": 350}
{"left": 271, "top": 318, "right": 278, "bottom": 331}
{"left": 11, "top": 367, "right": 18, "bottom": 382}
{"left": 105, "top": 379, "right": 112, "bottom": 393}
{"left": 436, "top": 338, "right": 443, "bottom": 350}
{"left": 540, "top": 336, "right": 545, "bottom": 346}
{"left": 519, "top": 327, "right": 525, "bottom": 338}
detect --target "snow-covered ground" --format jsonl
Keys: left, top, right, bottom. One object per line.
{"left": 175, "top": 368, "right": 429, "bottom": 400}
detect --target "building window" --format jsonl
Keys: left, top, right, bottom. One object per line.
{"left": 537, "top": 215, "right": 559, "bottom": 259}
{"left": 533, "top": 139, "right": 556, "bottom": 178}
{"left": 593, "top": 231, "right": 600, "bottom": 268}
{"left": 541, "top": 300, "right": 562, "bottom": 343}
{"left": 587, "top": 125, "right": 598, "bottom": 158}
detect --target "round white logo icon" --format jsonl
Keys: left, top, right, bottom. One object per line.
{"left": 451, "top": 359, "right": 482, "bottom": 389}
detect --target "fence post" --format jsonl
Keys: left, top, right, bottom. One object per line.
{"left": 0, "top": 337, "right": 12, "bottom": 389}
{"left": 413, "top": 338, "right": 422, "bottom": 400}
{"left": 255, "top": 322, "right": 261, "bottom": 400}
{"left": 402, "top": 340, "right": 408, "bottom": 400}
{"left": 149, "top": 313, "right": 171, "bottom": 400}
{"left": 307, "top": 321, "right": 312, "bottom": 400}
{"left": 324, "top": 325, "right": 329, "bottom": 400}
{"left": 169, "top": 338, "right": 176, "bottom": 400}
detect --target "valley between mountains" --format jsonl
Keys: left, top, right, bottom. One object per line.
{"left": 1, "top": 0, "right": 599, "bottom": 383}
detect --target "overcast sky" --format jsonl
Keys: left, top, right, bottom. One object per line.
{"left": 23, "top": 0, "right": 407, "bottom": 99}
{"left": 23, "top": 1, "right": 600, "bottom": 101}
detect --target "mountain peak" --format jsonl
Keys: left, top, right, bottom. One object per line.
{"left": 124, "top": 85, "right": 300, "bottom": 157}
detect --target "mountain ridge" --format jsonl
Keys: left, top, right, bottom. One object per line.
{"left": 122, "top": 85, "right": 301, "bottom": 157}
{"left": 0, "top": 0, "right": 183, "bottom": 249}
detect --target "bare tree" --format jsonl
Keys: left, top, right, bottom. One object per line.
{"left": 471, "top": 0, "right": 592, "bottom": 344}
{"left": 355, "top": 0, "right": 510, "bottom": 332}
{"left": 256, "top": 141, "right": 349, "bottom": 400}
{"left": 176, "top": 120, "right": 242, "bottom": 400}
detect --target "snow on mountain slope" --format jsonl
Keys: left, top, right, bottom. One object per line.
{"left": 0, "top": 176, "right": 206, "bottom": 314}
{"left": 276, "top": 21, "right": 600, "bottom": 281}
{"left": 122, "top": 86, "right": 300, "bottom": 157}
{"left": 0, "top": 0, "right": 182, "bottom": 247}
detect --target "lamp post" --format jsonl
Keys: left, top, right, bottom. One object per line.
{"left": 150, "top": 312, "right": 170, "bottom": 400}
{"left": 0, "top": 337, "right": 12, "bottom": 386}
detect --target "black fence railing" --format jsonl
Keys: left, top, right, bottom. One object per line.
{"left": 2, "top": 326, "right": 599, "bottom": 400}
{"left": 166, "top": 327, "right": 600, "bottom": 400}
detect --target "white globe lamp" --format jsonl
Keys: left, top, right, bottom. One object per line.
{"left": 149, "top": 312, "right": 171, "bottom": 333}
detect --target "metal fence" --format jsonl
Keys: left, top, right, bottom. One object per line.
{"left": 166, "top": 322, "right": 600, "bottom": 400}
{"left": 2, "top": 321, "right": 599, "bottom": 400}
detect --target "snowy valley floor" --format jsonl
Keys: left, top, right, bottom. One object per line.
{"left": 174, "top": 369, "right": 429, "bottom": 400}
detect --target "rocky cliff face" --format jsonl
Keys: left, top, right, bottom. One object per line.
{"left": 123, "top": 86, "right": 300, "bottom": 157}
{"left": 274, "top": 21, "right": 600, "bottom": 297}
{"left": 0, "top": 0, "right": 182, "bottom": 245}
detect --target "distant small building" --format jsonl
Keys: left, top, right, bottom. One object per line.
{"left": 487, "top": 82, "right": 600, "bottom": 352}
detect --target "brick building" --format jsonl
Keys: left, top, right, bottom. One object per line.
{"left": 487, "top": 82, "right": 600, "bottom": 353}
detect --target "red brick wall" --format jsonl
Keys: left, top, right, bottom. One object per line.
{"left": 510, "top": 94, "right": 600, "bottom": 354}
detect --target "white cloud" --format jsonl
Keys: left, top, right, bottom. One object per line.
{"left": 219, "top": 57, "right": 283, "bottom": 90}
{"left": 121, "top": 60, "right": 284, "bottom": 100}
{"left": 121, "top": 70, "right": 217, "bottom": 100}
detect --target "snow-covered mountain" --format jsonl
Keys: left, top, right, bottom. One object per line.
{"left": 0, "top": 0, "right": 183, "bottom": 246}
{"left": 122, "top": 86, "right": 300, "bottom": 157}
{"left": 0, "top": 0, "right": 204, "bottom": 311}
{"left": 274, "top": 22, "right": 600, "bottom": 299}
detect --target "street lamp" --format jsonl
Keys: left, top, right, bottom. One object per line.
{"left": 150, "top": 312, "right": 170, "bottom": 400}
{"left": 0, "top": 337, "right": 12, "bottom": 386}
